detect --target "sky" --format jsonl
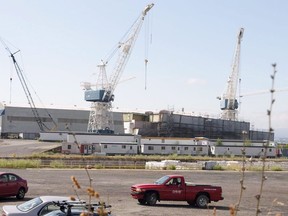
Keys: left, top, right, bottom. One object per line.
{"left": 0, "top": 0, "right": 287, "bottom": 139}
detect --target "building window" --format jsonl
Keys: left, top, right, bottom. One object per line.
{"left": 148, "top": 146, "right": 154, "bottom": 151}
{"left": 122, "top": 145, "right": 126, "bottom": 149}
{"left": 171, "top": 147, "right": 176, "bottom": 150}
{"left": 184, "top": 147, "right": 188, "bottom": 150}
{"left": 104, "top": 145, "right": 107, "bottom": 149}
{"left": 161, "top": 146, "right": 165, "bottom": 150}
{"left": 67, "top": 145, "right": 71, "bottom": 150}
{"left": 197, "top": 147, "right": 203, "bottom": 151}
{"left": 130, "top": 146, "right": 133, "bottom": 150}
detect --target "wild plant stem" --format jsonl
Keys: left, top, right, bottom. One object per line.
{"left": 255, "top": 63, "right": 277, "bottom": 215}
{"left": 235, "top": 131, "right": 247, "bottom": 216}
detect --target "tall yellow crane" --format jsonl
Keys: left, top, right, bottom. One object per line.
{"left": 83, "top": 3, "right": 154, "bottom": 133}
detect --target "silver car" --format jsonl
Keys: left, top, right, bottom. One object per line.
{"left": 1, "top": 196, "right": 74, "bottom": 216}
{"left": 42, "top": 201, "right": 112, "bottom": 216}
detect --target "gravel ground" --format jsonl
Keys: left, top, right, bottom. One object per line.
{"left": 0, "top": 168, "right": 287, "bottom": 216}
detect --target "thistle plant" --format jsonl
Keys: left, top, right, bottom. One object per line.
{"left": 234, "top": 130, "right": 248, "bottom": 215}
{"left": 67, "top": 125, "right": 110, "bottom": 216}
{"left": 71, "top": 173, "right": 109, "bottom": 216}
{"left": 255, "top": 63, "right": 277, "bottom": 215}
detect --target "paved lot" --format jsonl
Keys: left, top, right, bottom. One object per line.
{"left": 0, "top": 139, "right": 61, "bottom": 157}
{"left": 0, "top": 168, "right": 287, "bottom": 216}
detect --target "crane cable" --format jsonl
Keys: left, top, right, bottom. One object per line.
{"left": 144, "top": 9, "right": 153, "bottom": 90}
{"left": 103, "top": 13, "right": 141, "bottom": 65}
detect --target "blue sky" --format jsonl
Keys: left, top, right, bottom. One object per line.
{"left": 0, "top": 0, "right": 287, "bottom": 138}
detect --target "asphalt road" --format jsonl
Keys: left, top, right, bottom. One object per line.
{"left": 0, "top": 169, "right": 287, "bottom": 216}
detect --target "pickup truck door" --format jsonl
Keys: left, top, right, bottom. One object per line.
{"left": 160, "top": 178, "right": 185, "bottom": 201}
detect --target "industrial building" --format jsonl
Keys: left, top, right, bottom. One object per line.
{"left": 0, "top": 104, "right": 272, "bottom": 141}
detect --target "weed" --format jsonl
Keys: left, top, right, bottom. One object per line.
{"left": 255, "top": 64, "right": 277, "bottom": 215}
{"left": 0, "top": 159, "right": 41, "bottom": 168}
{"left": 167, "top": 165, "right": 176, "bottom": 170}
{"left": 270, "top": 166, "right": 282, "bottom": 171}
{"left": 49, "top": 160, "right": 65, "bottom": 168}
{"left": 212, "top": 164, "right": 224, "bottom": 170}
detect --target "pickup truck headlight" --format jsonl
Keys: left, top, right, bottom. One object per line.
{"left": 135, "top": 188, "right": 142, "bottom": 192}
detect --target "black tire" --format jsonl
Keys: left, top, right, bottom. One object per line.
{"left": 187, "top": 201, "right": 195, "bottom": 206}
{"left": 16, "top": 188, "right": 26, "bottom": 200}
{"left": 195, "top": 194, "right": 209, "bottom": 208}
{"left": 138, "top": 199, "right": 146, "bottom": 205}
{"left": 145, "top": 192, "right": 157, "bottom": 206}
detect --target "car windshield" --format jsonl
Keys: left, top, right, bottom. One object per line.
{"left": 17, "top": 197, "right": 43, "bottom": 212}
{"left": 155, "top": 175, "right": 170, "bottom": 185}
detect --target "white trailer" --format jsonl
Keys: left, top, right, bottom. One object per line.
{"left": 140, "top": 137, "right": 211, "bottom": 156}
{"left": 213, "top": 145, "right": 277, "bottom": 158}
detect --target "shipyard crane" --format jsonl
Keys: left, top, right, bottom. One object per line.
{"left": 83, "top": 3, "right": 154, "bottom": 133}
{"left": 0, "top": 39, "right": 57, "bottom": 131}
{"left": 218, "top": 28, "right": 244, "bottom": 121}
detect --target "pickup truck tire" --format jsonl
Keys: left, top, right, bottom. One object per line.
{"left": 145, "top": 192, "right": 158, "bottom": 205}
{"left": 195, "top": 194, "right": 209, "bottom": 208}
{"left": 138, "top": 199, "right": 146, "bottom": 205}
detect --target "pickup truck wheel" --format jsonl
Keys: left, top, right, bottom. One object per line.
{"left": 146, "top": 192, "right": 157, "bottom": 206}
{"left": 196, "top": 194, "right": 209, "bottom": 208}
{"left": 138, "top": 199, "right": 146, "bottom": 205}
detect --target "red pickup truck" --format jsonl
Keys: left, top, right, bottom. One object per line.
{"left": 131, "top": 175, "right": 224, "bottom": 208}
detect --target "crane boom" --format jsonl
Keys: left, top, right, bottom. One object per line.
{"left": 1, "top": 38, "right": 57, "bottom": 132}
{"left": 10, "top": 52, "right": 46, "bottom": 131}
{"left": 102, "top": 3, "right": 154, "bottom": 102}
{"left": 220, "top": 28, "right": 244, "bottom": 120}
{"left": 84, "top": 3, "right": 154, "bottom": 133}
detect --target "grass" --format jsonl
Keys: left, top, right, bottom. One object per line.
{"left": 0, "top": 156, "right": 286, "bottom": 170}
{"left": 0, "top": 158, "right": 41, "bottom": 168}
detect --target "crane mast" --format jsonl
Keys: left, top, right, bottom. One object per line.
{"left": 84, "top": 3, "right": 154, "bottom": 133}
{"left": 0, "top": 40, "right": 47, "bottom": 131}
{"left": 220, "top": 28, "right": 244, "bottom": 121}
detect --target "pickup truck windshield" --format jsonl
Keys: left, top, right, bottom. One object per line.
{"left": 155, "top": 175, "right": 170, "bottom": 185}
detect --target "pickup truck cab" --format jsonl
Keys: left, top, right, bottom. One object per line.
{"left": 131, "top": 175, "right": 223, "bottom": 208}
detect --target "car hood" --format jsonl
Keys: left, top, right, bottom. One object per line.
{"left": 132, "top": 183, "right": 157, "bottom": 188}
{"left": 2, "top": 205, "right": 23, "bottom": 215}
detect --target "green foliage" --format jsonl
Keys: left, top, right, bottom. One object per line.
{"left": 0, "top": 159, "right": 41, "bottom": 168}
{"left": 167, "top": 165, "right": 176, "bottom": 170}
{"left": 212, "top": 164, "right": 224, "bottom": 170}
{"left": 216, "top": 138, "right": 223, "bottom": 146}
{"left": 95, "top": 164, "right": 103, "bottom": 169}
{"left": 49, "top": 160, "right": 65, "bottom": 168}
{"left": 244, "top": 139, "right": 252, "bottom": 146}
{"left": 270, "top": 166, "right": 282, "bottom": 171}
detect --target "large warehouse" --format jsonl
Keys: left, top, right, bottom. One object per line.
{"left": 0, "top": 104, "right": 272, "bottom": 141}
